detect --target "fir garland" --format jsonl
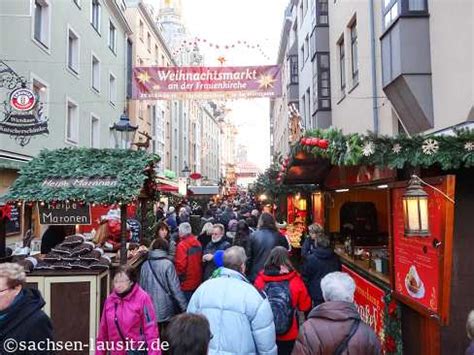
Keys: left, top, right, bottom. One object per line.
{"left": 6, "top": 148, "right": 160, "bottom": 204}
{"left": 383, "top": 293, "right": 403, "bottom": 354}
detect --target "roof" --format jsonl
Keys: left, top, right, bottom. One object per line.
{"left": 6, "top": 148, "right": 160, "bottom": 204}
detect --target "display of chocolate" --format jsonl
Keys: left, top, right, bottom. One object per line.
{"left": 69, "top": 241, "right": 95, "bottom": 257}
{"left": 51, "top": 244, "right": 73, "bottom": 255}
{"left": 52, "top": 261, "right": 73, "bottom": 269}
{"left": 69, "top": 260, "right": 92, "bottom": 269}
{"left": 62, "top": 234, "right": 86, "bottom": 247}
{"left": 79, "top": 247, "right": 104, "bottom": 261}
{"left": 44, "top": 252, "right": 63, "bottom": 261}
{"left": 17, "top": 257, "right": 38, "bottom": 273}
{"left": 35, "top": 261, "right": 55, "bottom": 270}
{"left": 89, "top": 255, "right": 112, "bottom": 269}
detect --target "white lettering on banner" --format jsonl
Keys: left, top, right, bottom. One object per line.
{"left": 354, "top": 302, "right": 379, "bottom": 330}
{"left": 41, "top": 212, "right": 88, "bottom": 224}
{"left": 156, "top": 69, "right": 258, "bottom": 82}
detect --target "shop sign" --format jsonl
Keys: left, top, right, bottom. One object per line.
{"left": 392, "top": 186, "right": 442, "bottom": 313}
{"left": 342, "top": 265, "right": 386, "bottom": 340}
{"left": 39, "top": 202, "right": 91, "bottom": 225}
{"left": 0, "top": 87, "right": 49, "bottom": 146}
{"left": 42, "top": 178, "right": 118, "bottom": 189}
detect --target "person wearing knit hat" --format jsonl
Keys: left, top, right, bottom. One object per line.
{"left": 213, "top": 250, "right": 225, "bottom": 268}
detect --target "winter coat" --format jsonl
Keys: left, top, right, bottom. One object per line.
{"left": 96, "top": 283, "right": 160, "bottom": 355}
{"left": 302, "top": 247, "right": 341, "bottom": 306}
{"left": 202, "top": 238, "right": 231, "bottom": 280}
{"left": 175, "top": 234, "right": 203, "bottom": 291}
{"left": 300, "top": 237, "right": 317, "bottom": 260}
{"left": 139, "top": 250, "right": 188, "bottom": 322}
{"left": 0, "top": 288, "right": 54, "bottom": 355}
{"left": 198, "top": 232, "right": 212, "bottom": 249}
{"left": 254, "top": 269, "right": 312, "bottom": 341}
{"left": 166, "top": 213, "right": 177, "bottom": 231}
{"left": 200, "top": 216, "right": 215, "bottom": 231}
{"left": 248, "top": 228, "right": 290, "bottom": 282}
{"left": 187, "top": 267, "right": 277, "bottom": 355}
{"left": 178, "top": 212, "right": 190, "bottom": 224}
{"left": 466, "top": 341, "right": 474, "bottom": 355}
{"left": 292, "top": 301, "right": 382, "bottom": 355}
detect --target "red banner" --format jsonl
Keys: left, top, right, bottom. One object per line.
{"left": 342, "top": 265, "right": 386, "bottom": 339}
{"left": 392, "top": 186, "right": 443, "bottom": 313}
{"left": 132, "top": 65, "right": 282, "bottom": 100}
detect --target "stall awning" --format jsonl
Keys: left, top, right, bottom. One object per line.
{"left": 5, "top": 148, "right": 160, "bottom": 204}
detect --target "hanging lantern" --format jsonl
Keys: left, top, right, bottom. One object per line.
{"left": 402, "top": 176, "right": 430, "bottom": 236}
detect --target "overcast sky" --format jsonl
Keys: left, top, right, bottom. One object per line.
{"left": 172, "top": 0, "right": 289, "bottom": 169}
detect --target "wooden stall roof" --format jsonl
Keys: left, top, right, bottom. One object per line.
{"left": 283, "top": 151, "right": 332, "bottom": 185}
{"left": 5, "top": 148, "right": 160, "bottom": 204}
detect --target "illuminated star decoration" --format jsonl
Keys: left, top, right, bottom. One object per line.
{"left": 137, "top": 71, "right": 151, "bottom": 84}
{"left": 217, "top": 56, "right": 226, "bottom": 65}
{"left": 257, "top": 73, "right": 276, "bottom": 89}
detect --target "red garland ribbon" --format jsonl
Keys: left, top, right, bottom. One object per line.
{"left": 0, "top": 204, "right": 12, "bottom": 220}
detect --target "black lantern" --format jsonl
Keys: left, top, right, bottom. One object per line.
{"left": 402, "top": 175, "right": 429, "bottom": 236}
{"left": 111, "top": 111, "right": 138, "bottom": 149}
{"left": 181, "top": 163, "right": 191, "bottom": 178}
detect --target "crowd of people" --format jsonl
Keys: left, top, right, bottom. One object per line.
{"left": 1, "top": 195, "right": 474, "bottom": 354}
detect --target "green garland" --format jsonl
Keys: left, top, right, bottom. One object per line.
{"left": 6, "top": 148, "right": 160, "bottom": 204}
{"left": 293, "top": 127, "right": 474, "bottom": 170}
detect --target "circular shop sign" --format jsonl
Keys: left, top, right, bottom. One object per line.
{"left": 10, "top": 88, "right": 37, "bottom": 112}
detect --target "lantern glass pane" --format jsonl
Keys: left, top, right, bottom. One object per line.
{"left": 418, "top": 197, "right": 429, "bottom": 230}
{"left": 406, "top": 198, "right": 419, "bottom": 230}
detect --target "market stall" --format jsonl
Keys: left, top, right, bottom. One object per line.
{"left": 274, "top": 128, "right": 474, "bottom": 354}
{"left": 1, "top": 147, "right": 159, "bottom": 352}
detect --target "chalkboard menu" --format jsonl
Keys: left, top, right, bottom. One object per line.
{"left": 6, "top": 206, "right": 21, "bottom": 235}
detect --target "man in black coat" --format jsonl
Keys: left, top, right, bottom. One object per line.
{"left": 202, "top": 224, "right": 231, "bottom": 280}
{"left": 0, "top": 263, "right": 54, "bottom": 355}
{"left": 302, "top": 233, "right": 341, "bottom": 307}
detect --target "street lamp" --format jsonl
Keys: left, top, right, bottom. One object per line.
{"left": 402, "top": 175, "right": 430, "bottom": 237}
{"left": 110, "top": 111, "right": 138, "bottom": 149}
{"left": 181, "top": 163, "right": 191, "bottom": 178}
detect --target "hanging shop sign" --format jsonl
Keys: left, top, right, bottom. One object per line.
{"left": 42, "top": 178, "right": 118, "bottom": 189}
{"left": 0, "top": 87, "right": 49, "bottom": 146}
{"left": 132, "top": 65, "right": 282, "bottom": 100}
{"left": 39, "top": 202, "right": 91, "bottom": 225}
{"left": 342, "top": 265, "right": 386, "bottom": 340}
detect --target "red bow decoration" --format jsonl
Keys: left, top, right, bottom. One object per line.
{"left": 0, "top": 204, "right": 12, "bottom": 220}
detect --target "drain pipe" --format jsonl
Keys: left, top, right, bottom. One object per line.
{"left": 369, "top": 0, "right": 379, "bottom": 134}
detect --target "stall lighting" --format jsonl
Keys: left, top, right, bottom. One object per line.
{"left": 377, "top": 184, "right": 389, "bottom": 189}
{"left": 335, "top": 189, "right": 349, "bottom": 193}
{"left": 402, "top": 176, "right": 429, "bottom": 236}
{"left": 259, "top": 194, "right": 268, "bottom": 201}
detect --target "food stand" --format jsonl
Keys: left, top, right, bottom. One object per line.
{"left": 1, "top": 147, "right": 159, "bottom": 353}
{"left": 278, "top": 129, "right": 474, "bottom": 354}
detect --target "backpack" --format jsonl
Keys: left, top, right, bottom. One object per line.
{"left": 264, "top": 280, "right": 294, "bottom": 335}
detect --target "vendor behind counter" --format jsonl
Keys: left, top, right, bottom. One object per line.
{"left": 40, "top": 225, "right": 75, "bottom": 254}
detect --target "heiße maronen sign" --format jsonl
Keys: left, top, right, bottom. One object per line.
{"left": 39, "top": 202, "right": 91, "bottom": 225}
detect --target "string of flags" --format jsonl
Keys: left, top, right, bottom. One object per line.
{"left": 171, "top": 37, "right": 271, "bottom": 61}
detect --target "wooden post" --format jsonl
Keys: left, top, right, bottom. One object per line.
{"left": 120, "top": 204, "right": 128, "bottom": 265}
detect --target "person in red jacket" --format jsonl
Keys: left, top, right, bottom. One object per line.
{"left": 254, "top": 246, "right": 312, "bottom": 355}
{"left": 175, "top": 222, "right": 203, "bottom": 302}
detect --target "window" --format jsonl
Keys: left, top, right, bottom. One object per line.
{"left": 67, "top": 27, "right": 80, "bottom": 74}
{"left": 139, "top": 20, "right": 144, "bottom": 41}
{"left": 33, "top": 0, "right": 50, "bottom": 48}
{"left": 316, "top": 0, "right": 328, "bottom": 26}
{"left": 147, "top": 32, "right": 151, "bottom": 52}
{"left": 383, "top": 0, "right": 400, "bottom": 28}
{"left": 108, "top": 21, "right": 116, "bottom": 52}
{"left": 300, "top": 45, "right": 305, "bottom": 68}
{"left": 317, "top": 53, "right": 331, "bottom": 110}
{"left": 383, "top": 0, "right": 428, "bottom": 29}
{"left": 91, "top": 54, "right": 100, "bottom": 92}
{"left": 301, "top": 94, "right": 306, "bottom": 124}
{"left": 289, "top": 55, "right": 299, "bottom": 84}
{"left": 305, "top": 36, "right": 309, "bottom": 62}
{"left": 338, "top": 37, "right": 346, "bottom": 91}
{"left": 155, "top": 45, "right": 159, "bottom": 64}
{"left": 32, "top": 75, "right": 49, "bottom": 118}
{"left": 408, "top": 0, "right": 427, "bottom": 11}
{"left": 91, "top": 115, "right": 100, "bottom": 148}
{"left": 66, "top": 99, "right": 79, "bottom": 143}
{"left": 109, "top": 73, "right": 116, "bottom": 104}
{"left": 91, "top": 0, "right": 101, "bottom": 32}
{"left": 350, "top": 21, "right": 359, "bottom": 83}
